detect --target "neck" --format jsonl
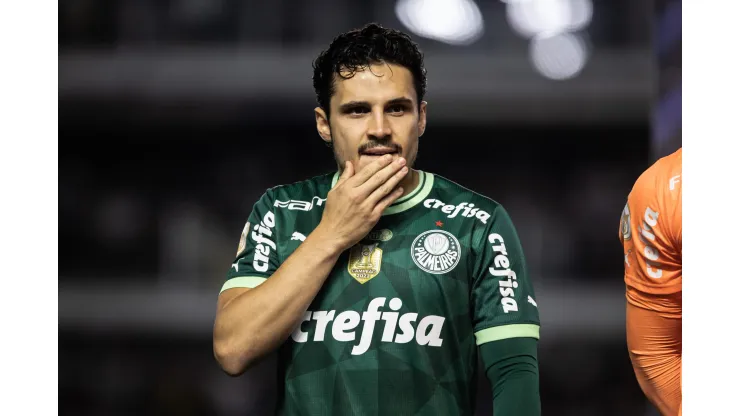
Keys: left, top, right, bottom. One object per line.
{"left": 398, "top": 169, "right": 419, "bottom": 200}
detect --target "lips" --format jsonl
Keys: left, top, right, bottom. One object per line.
{"left": 360, "top": 146, "right": 398, "bottom": 156}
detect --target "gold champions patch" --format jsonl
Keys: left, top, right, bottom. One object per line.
{"left": 347, "top": 242, "right": 383, "bottom": 284}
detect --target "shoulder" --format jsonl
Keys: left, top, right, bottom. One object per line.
{"left": 426, "top": 172, "right": 508, "bottom": 221}
{"left": 626, "top": 148, "right": 681, "bottom": 235}
{"left": 629, "top": 148, "right": 682, "bottom": 206}
{"left": 623, "top": 148, "right": 681, "bottom": 250}
{"left": 260, "top": 172, "right": 336, "bottom": 205}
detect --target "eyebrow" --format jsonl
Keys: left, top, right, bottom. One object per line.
{"left": 338, "top": 97, "right": 414, "bottom": 112}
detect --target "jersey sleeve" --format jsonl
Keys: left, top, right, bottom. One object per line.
{"left": 470, "top": 205, "right": 541, "bottom": 346}
{"left": 620, "top": 150, "right": 682, "bottom": 315}
{"left": 220, "top": 190, "right": 281, "bottom": 293}
{"left": 480, "top": 337, "right": 541, "bottom": 416}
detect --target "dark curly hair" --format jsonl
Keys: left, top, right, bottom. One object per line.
{"left": 312, "top": 23, "right": 427, "bottom": 117}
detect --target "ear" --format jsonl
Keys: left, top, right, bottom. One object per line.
{"left": 315, "top": 107, "right": 332, "bottom": 144}
{"left": 417, "top": 100, "right": 428, "bottom": 137}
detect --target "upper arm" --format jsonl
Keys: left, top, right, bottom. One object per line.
{"left": 620, "top": 154, "right": 682, "bottom": 304}
{"left": 470, "top": 205, "right": 540, "bottom": 347}
{"left": 220, "top": 190, "right": 282, "bottom": 295}
{"left": 480, "top": 337, "right": 541, "bottom": 415}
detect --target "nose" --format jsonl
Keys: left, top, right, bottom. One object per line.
{"left": 367, "top": 111, "right": 392, "bottom": 140}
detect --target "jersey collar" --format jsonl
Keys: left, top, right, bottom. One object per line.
{"left": 330, "top": 170, "right": 434, "bottom": 216}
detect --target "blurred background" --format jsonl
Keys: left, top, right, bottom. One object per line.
{"left": 59, "top": 0, "right": 681, "bottom": 415}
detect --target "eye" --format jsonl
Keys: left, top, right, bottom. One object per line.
{"left": 346, "top": 106, "right": 369, "bottom": 115}
{"left": 387, "top": 105, "right": 405, "bottom": 115}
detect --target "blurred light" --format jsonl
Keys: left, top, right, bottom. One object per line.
{"left": 505, "top": 0, "right": 592, "bottom": 38}
{"left": 529, "top": 32, "right": 588, "bottom": 80}
{"left": 395, "top": 0, "right": 484, "bottom": 46}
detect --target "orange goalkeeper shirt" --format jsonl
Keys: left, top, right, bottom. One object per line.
{"left": 619, "top": 147, "right": 682, "bottom": 415}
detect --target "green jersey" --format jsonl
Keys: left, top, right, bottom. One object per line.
{"left": 221, "top": 170, "right": 540, "bottom": 416}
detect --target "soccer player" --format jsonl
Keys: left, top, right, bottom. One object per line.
{"left": 619, "top": 147, "right": 682, "bottom": 415}
{"left": 213, "top": 23, "right": 541, "bottom": 415}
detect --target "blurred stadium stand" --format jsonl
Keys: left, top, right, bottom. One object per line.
{"left": 59, "top": 1, "right": 673, "bottom": 415}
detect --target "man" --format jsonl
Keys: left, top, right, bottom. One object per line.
{"left": 213, "top": 23, "right": 541, "bottom": 415}
{"left": 619, "top": 147, "right": 682, "bottom": 415}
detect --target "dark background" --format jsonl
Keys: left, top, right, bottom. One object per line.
{"left": 59, "top": 0, "right": 681, "bottom": 415}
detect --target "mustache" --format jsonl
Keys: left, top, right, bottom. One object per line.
{"left": 358, "top": 142, "right": 402, "bottom": 154}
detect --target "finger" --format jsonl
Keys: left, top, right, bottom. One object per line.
{"left": 366, "top": 165, "right": 408, "bottom": 204}
{"left": 335, "top": 161, "right": 354, "bottom": 187}
{"left": 373, "top": 186, "right": 405, "bottom": 216}
{"left": 346, "top": 154, "right": 395, "bottom": 187}
{"left": 357, "top": 157, "right": 407, "bottom": 200}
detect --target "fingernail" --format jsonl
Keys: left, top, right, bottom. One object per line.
{"left": 397, "top": 157, "right": 406, "bottom": 165}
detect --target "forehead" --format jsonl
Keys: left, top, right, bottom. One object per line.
{"left": 332, "top": 63, "right": 417, "bottom": 105}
